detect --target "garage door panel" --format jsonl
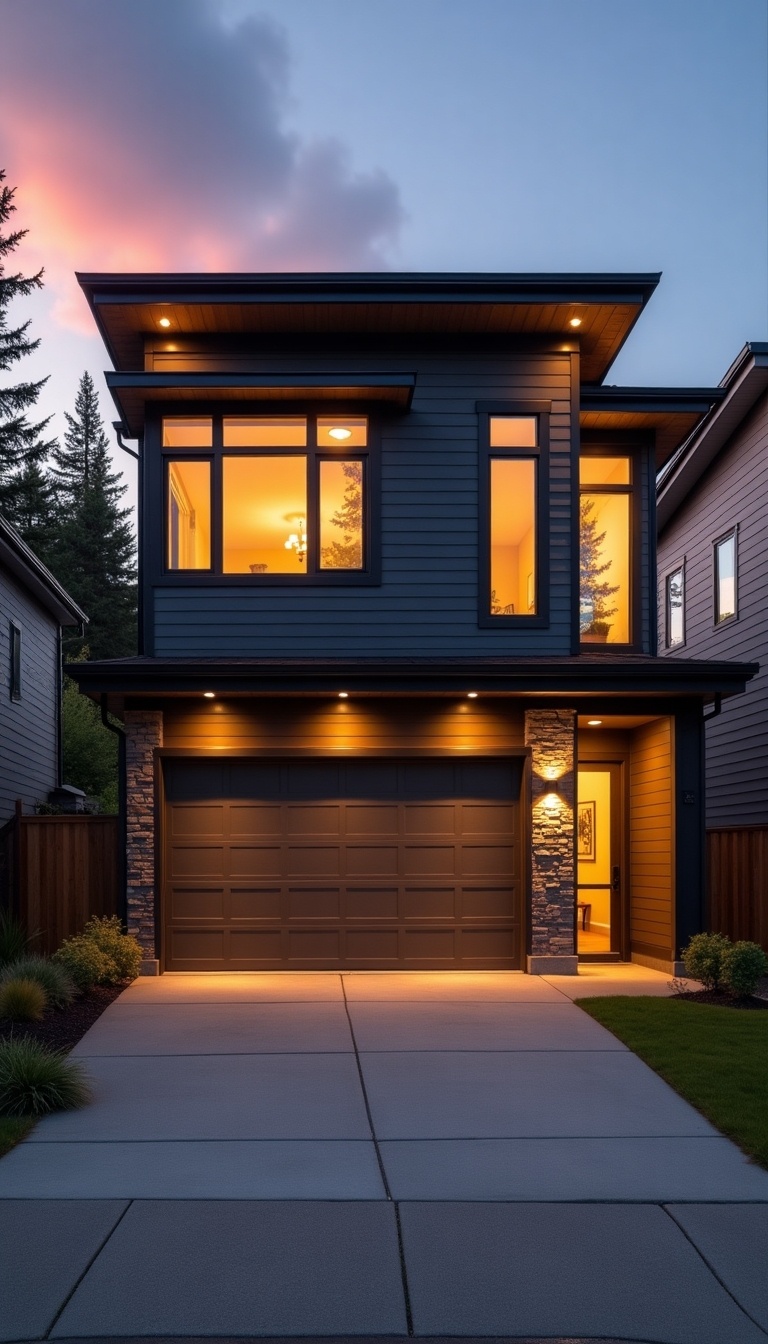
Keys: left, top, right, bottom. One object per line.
{"left": 163, "top": 757, "right": 522, "bottom": 970}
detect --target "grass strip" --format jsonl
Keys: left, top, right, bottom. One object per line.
{"left": 0, "top": 1115, "right": 34, "bottom": 1157}
{"left": 578, "top": 996, "right": 768, "bottom": 1169}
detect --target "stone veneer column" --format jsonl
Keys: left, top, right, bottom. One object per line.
{"left": 525, "top": 708, "right": 578, "bottom": 974}
{"left": 124, "top": 709, "right": 163, "bottom": 973}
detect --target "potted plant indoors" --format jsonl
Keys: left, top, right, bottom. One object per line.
{"left": 580, "top": 497, "right": 619, "bottom": 643}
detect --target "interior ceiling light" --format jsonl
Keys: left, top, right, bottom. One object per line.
{"left": 338, "top": 691, "right": 349, "bottom": 699}
{"left": 467, "top": 692, "right": 478, "bottom": 699}
{"left": 328, "top": 427, "right": 352, "bottom": 440}
{"left": 158, "top": 316, "right": 171, "bottom": 328}
{"left": 587, "top": 718, "right": 602, "bottom": 726}
{"left": 203, "top": 692, "right": 215, "bottom": 699}
{"left": 569, "top": 316, "right": 582, "bottom": 328}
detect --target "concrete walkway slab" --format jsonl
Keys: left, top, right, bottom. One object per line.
{"left": 398, "top": 1202, "right": 768, "bottom": 1343}
{"left": 25, "top": 1053, "right": 370, "bottom": 1141}
{"left": 51, "top": 1201, "right": 407, "bottom": 1338}
{"left": 342, "top": 970, "right": 568, "bottom": 1000}
{"left": 545, "top": 962, "right": 691, "bottom": 999}
{"left": 122, "top": 971, "right": 344, "bottom": 1002}
{"left": 0, "top": 1199, "right": 127, "bottom": 1343}
{"left": 360, "top": 1049, "right": 718, "bottom": 1138}
{"left": 348, "top": 999, "right": 626, "bottom": 1051}
{"left": 667, "top": 1203, "right": 768, "bottom": 1332}
{"left": 0, "top": 1139, "right": 386, "bottom": 1200}
{"left": 71, "top": 1001, "right": 354, "bottom": 1056}
{"left": 380, "top": 1137, "right": 768, "bottom": 1201}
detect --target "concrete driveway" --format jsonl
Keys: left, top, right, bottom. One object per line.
{"left": 2, "top": 968, "right": 768, "bottom": 1342}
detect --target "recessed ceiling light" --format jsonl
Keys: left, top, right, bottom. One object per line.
{"left": 569, "top": 317, "right": 582, "bottom": 328}
{"left": 338, "top": 691, "right": 349, "bottom": 699}
{"left": 328, "top": 427, "right": 352, "bottom": 440}
{"left": 203, "top": 692, "right": 215, "bottom": 699}
{"left": 467, "top": 692, "right": 478, "bottom": 699}
{"left": 158, "top": 316, "right": 171, "bottom": 328}
{"left": 587, "top": 718, "right": 602, "bottom": 726}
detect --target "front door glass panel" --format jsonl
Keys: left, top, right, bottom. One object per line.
{"left": 577, "top": 767, "right": 616, "bottom": 955}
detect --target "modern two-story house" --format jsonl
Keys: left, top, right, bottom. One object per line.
{"left": 71, "top": 272, "right": 753, "bottom": 975}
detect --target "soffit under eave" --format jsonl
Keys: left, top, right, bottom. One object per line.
{"left": 580, "top": 409, "right": 707, "bottom": 467}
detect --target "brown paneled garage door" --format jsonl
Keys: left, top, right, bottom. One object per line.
{"left": 162, "top": 757, "right": 523, "bottom": 970}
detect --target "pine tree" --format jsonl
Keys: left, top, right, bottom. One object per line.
{"left": 321, "top": 462, "right": 363, "bottom": 569}
{"left": 0, "top": 169, "right": 56, "bottom": 531}
{"left": 579, "top": 496, "right": 619, "bottom": 635}
{"left": 54, "top": 372, "right": 137, "bottom": 659}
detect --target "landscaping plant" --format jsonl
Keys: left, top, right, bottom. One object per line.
{"left": 0, "top": 1037, "right": 90, "bottom": 1116}
{"left": 52, "top": 935, "right": 112, "bottom": 991}
{"left": 721, "top": 941, "right": 768, "bottom": 999}
{"left": 0, "top": 909, "right": 37, "bottom": 966}
{"left": 80, "top": 915, "right": 143, "bottom": 981}
{"left": 681, "top": 931, "right": 731, "bottom": 991}
{"left": 0, "top": 956, "right": 75, "bottom": 1009}
{"left": 0, "top": 978, "right": 47, "bottom": 1022}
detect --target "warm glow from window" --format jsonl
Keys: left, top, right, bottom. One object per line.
{"left": 580, "top": 491, "right": 630, "bottom": 643}
{"left": 490, "top": 458, "right": 536, "bottom": 615}
{"left": 163, "top": 417, "right": 213, "bottom": 448}
{"left": 223, "top": 417, "right": 307, "bottom": 447}
{"left": 715, "top": 534, "right": 736, "bottom": 622}
{"left": 167, "top": 461, "right": 211, "bottom": 569}
{"left": 318, "top": 417, "right": 368, "bottom": 447}
{"left": 319, "top": 460, "right": 364, "bottom": 570}
{"left": 580, "top": 457, "right": 631, "bottom": 485}
{"left": 489, "top": 416, "right": 538, "bottom": 448}
{"left": 222, "top": 456, "right": 307, "bottom": 574}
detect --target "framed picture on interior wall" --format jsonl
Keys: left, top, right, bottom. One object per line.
{"left": 577, "top": 800, "right": 596, "bottom": 861}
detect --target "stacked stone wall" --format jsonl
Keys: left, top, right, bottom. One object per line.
{"left": 525, "top": 708, "right": 576, "bottom": 962}
{"left": 124, "top": 709, "right": 163, "bottom": 956}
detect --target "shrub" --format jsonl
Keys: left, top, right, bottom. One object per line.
{"left": 721, "top": 941, "right": 768, "bottom": 999}
{"left": 0, "top": 909, "right": 38, "bottom": 966}
{"left": 80, "top": 916, "right": 142, "bottom": 982}
{"left": 0, "top": 979, "right": 47, "bottom": 1022}
{"left": 53, "top": 936, "right": 112, "bottom": 991}
{"left": 681, "top": 932, "right": 731, "bottom": 991}
{"left": 0, "top": 1038, "right": 90, "bottom": 1116}
{"left": 0, "top": 956, "right": 75, "bottom": 1009}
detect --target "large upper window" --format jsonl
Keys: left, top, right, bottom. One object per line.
{"left": 714, "top": 529, "right": 737, "bottom": 623}
{"left": 579, "top": 455, "right": 632, "bottom": 645}
{"left": 483, "top": 414, "right": 541, "bottom": 621}
{"left": 163, "top": 414, "right": 367, "bottom": 577}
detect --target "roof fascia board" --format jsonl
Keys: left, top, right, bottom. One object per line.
{"left": 0, "top": 519, "right": 87, "bottom": 626}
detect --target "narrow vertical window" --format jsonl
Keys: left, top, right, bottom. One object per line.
{"left": 320, "top": 460, "right": 364, "bottom": 569}
{"left": 9, "top": 622, "right": 21, "bottom": 701}
{"left": 715, "top": 530, "right": 737, "bottom": 623}
{"left": 579, "top": 456, "right": 632, "bottom": 645}
{"left": 167, "top": 461, "right": 211, "bottom": 570}
{"left": 487, "top": 415, "right": 538, "bottom": 618}
{"left": 666, "top": 566, "right": 685, "bottom": 647}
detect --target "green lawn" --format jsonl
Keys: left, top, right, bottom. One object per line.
{"left": 0, "top": 1116, "right": 34, "bottom": 1157}
{"left": 578, "top": 996, "right": 768, "bottom": 1169}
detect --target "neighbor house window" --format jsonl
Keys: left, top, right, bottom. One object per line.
{"left": 579, "top": 455, "right": 632, "bottom": 645}
{"left": 9, "top": 622, "right": 21, "bottom": 701}
{"left": 666, "top": 565, "right": 685, "bottom": 647}
{"left": 484, "top": 415, "right": 540, "bottom": 619}
{"left": 162, "top": 414, "right": 368, "bottom": 577}
{"left": 714, "top": 529, "right": 737, "bottom": 623}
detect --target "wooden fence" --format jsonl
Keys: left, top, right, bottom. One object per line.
{"left": 707, "top": 826, "right": 768, "bottom": 953}
{"left": 0, "top": 811, "right": 120, "bottom": 955}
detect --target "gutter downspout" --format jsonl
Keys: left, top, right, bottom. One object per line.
{"left": 101, "top": 697, "right": 127, "bottom": 926}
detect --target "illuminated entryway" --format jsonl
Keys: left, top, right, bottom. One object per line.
{"left": 576, "top": 762, "right": 622, "bottom": 956}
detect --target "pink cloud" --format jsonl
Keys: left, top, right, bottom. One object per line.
{"left": 0, "top": 0, "right": 404, "bottom": 332}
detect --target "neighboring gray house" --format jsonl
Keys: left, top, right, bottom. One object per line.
{"left": 0, "top": 514, "right": 87, "bottom": 820}
{"left": 657, "top": 343, "right": 768, "bottom": 826}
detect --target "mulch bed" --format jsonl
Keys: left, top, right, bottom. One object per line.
{"left": 0, "top": 982, "right": 129, "bottom": 1052}
{"left": 673, "top": 988, "right": 768, "bottom": 1010}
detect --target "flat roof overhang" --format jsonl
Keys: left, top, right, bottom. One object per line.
{"left": 71, "top": 655, "right": 756, "bottom": 705}
{"left": 77, "top": 271, "right": 661, "bottom": 385}
{"left": 105, "top": 371, "right": 416, "bottom": 437}
{"left": 580, "top": 387, "right": 726, "bottom": 468}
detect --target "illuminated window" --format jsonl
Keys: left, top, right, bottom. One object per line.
{"left": 320, "top": 460, "right": 364, "bottom": 569}
{"left": 715, "top": 530, "right": 737, "bottom": 623}
{"left": 580, "top": 454, "right": 632, "bottom": 645}
{"left": 482, "top": 413, "right": 541, "bottom": 620}
{"left": 167, "top": 461, "right": 211, "bottom": 569}
{"left": 162, "top": 417, "right": 212, "bottom": 448}
{"left": 9, "top": 622, "right": 21, "bottom": 702}
{"left": 317, "top": 417, "right": 367, "bottom": 448}
{"left": 223, "top": 417, "right": 306, "bottom": 447}
{"left": 223, "top": 456, "right": 307, "bottom": 574}
{"left": 666, "top": 566, "right": 685, "bottom": 647}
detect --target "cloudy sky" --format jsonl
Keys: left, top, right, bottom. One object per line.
{"left": 0, "top": 0, "right": 766, "bottom": 507}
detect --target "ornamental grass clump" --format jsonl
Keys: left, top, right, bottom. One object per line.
{"left": 721, "top": 941, "right": 768, "bottom": 999}
{"left": 0, "top": 956, "right": 75, "bottom": 1009}
{"left": 0, "top": 1038, "right": 90, "bottom": 1116}
{"left": 0, "top": 979, "right": 47, "bottom": 1022}
{"left": 681, "top": 932, "right": 731, "bottom": 991}
{"left": 0, "top": 909, "right": 36, "bottom": 967}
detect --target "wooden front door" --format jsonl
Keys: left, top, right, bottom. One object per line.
{"left": 162, "top": 757, "right": 523, "bottom": 970}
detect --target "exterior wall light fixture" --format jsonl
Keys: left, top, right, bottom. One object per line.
{"left": 338, "top": 691, "right": 349, "bottom": 699}
{"left": 467, "top": 691, "right": 478, "bottom": 699}
{"left": 203, "top": 692, "right": 215, "bottom": 699}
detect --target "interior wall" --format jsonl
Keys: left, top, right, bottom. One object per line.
{"left": 577, "top": 768, "right": 611, "bottom": 929}
{"left": 629, "top": 718, "right": 674, "bottom": 960}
